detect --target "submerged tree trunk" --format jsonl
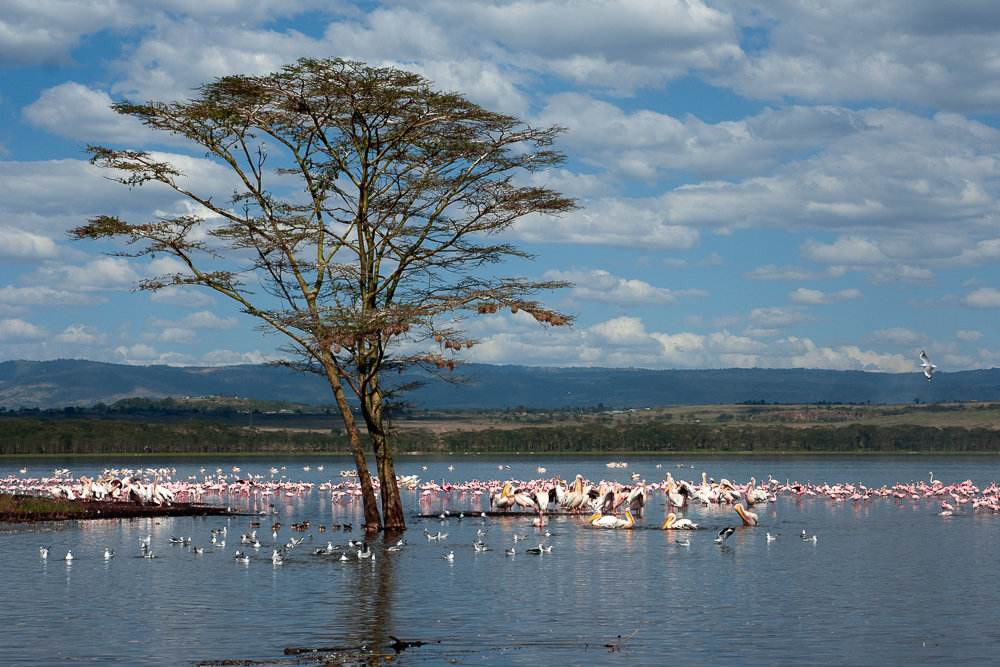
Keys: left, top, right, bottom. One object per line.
{"left": 360, "top": 373, "right": 406, "bottom": 531}
{"left": 324, "top": 366, "right": 382, "bottom": 531}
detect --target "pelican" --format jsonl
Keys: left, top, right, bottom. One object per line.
{"left": 490, "top": 483, "right": 515, "bottom": 512}
{"left": 665, "top": 482, "right": 685, "bottom": 508}
{"left": 584, "top": 509, "right": 635, "bottom": 529}
{"left": 626, "top": 481, "right": 648, "bottom": 515}
{"left": 661, "top": 513, "right": 698, "bottom": 530}
{"left": 920, "top": 350, "right": 936, "bottom": 381}
{"left": 735, "top": 503, "right": 759, "bottom": 527}
{"left": 510, "top": 487, "right": 538, "bottom": 512}
{"left": 562, "top": 475, "right": 586, "bottom": 510}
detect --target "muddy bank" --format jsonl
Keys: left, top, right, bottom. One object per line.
{"left": 0, "top": 494, "right": 242, "bottom": 522}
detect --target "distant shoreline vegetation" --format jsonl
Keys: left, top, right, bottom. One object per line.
{"left": 1, "top": 398, "right": 999, "bottom": 455}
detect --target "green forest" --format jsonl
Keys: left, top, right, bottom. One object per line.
{"left": 2, "top": 415, "right": 1000, "bottom": 456}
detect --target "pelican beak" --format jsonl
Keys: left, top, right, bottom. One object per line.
{"left": 584, "top": 512, "right": 600, "bottom": 525}
{"left": 661, "top": 515, "right": 673, "bottom": 530}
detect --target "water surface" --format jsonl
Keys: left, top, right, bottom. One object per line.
{"left": 3, "top": 454, "right": 998, "bottom": 665}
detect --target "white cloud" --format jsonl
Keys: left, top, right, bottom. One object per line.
{"left": 0, "top": 227, "right": 58, "bottom": 263}
{"left": 148, "top": 311, "right": 240, "bottom": 331}
{"left": 747, "top": 306, "right": 817, "bottom": 329}
{"left": 746, "top": 265, "right": 846, "bottom": 281}
{"left": 788, "top": 287, "right": 863, "bottom": 305}
{"left": 149, "top": 287, "right": 216, "bottom": 308}
{"left": 715, "top": 0, "right": 1000, "bottom": 112}
{"left": 0, "top": 318, "right": 48, "bottom": 342}
{"left": 517, "top": 200, "right": 700, "bottom": 251}
{"left": 53, "top": 324, "right": 109, "bottom": 346}
{"left": 23, "top": 83, "right": 157, "bottom": 144}
{"left": 0, "top": 285, "right": 106, "bottom": 313}
{"left": 962, "top": 286, "right": 1000, "bottom": 309}
{"left": 800, "top": 236, "right": 886, "bottom": 265}
{"left": 32, "top": 257, "right": 142, "bottom": 292}
{"left": 545, "top": 268, "right": 679, "bottom": 306}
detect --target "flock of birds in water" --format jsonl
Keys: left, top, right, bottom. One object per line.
{"left": 14, "top": 349, "right": 957, "bottom": 564}
{"left": 10, "top": 446, "right": 998, "bottom": 566}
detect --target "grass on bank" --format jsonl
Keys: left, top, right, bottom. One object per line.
{"left": 0, "top": 493, "right": 86, "bottom": 517}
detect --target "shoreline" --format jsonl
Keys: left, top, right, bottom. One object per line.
{"left": 0, "top": 494, "right": 242, "bottom": 522}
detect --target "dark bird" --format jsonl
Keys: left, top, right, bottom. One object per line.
{"left": 716, "top": 526, "right": 736, "bottom": 543}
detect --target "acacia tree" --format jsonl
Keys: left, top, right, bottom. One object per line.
{"left": 70, "top": 58, "right": 576, "bottom": 531}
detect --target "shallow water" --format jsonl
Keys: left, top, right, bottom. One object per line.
{"left": 3, "top": 454, "right": 999, "bottom": 665}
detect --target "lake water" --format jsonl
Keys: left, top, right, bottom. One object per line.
{"left": 3, "top": 453, "right": 1000, "bottom": 665}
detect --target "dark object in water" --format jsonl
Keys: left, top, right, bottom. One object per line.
{"left": 388, "top": 635, "right": 427, "bottom": 653}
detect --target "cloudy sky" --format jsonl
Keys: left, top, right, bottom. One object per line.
{"left": 1, "top": 1, "right": 999, "bottom": 374}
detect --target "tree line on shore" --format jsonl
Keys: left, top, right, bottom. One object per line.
{"left": 1, "top": 417, "right": 999, "bottom": 456}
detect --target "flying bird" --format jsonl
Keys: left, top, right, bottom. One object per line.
{"left": 920, "top": 351, "right": 936, "bottom": 381}
{"left": 716, "top": 526, "right": 736, "bottom": 543}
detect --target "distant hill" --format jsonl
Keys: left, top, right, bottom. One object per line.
{"left": 1, "top": 359, "right": 998, "bottom": 410}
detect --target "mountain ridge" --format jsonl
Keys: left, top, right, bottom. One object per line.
{"left": 1, "top": 359, "right": 997, "bottom": 410}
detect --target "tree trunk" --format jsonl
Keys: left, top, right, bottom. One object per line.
{"left": 324, "top": 366, "right": 382, "bottom": 531}
{"left": 360, "top": 381, "right": 406, "bottom": 531}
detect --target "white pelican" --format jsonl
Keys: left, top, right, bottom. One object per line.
{"left": 626, "top": 481, "right": 648, "bottom": 515}
{"left": 735, "top": 503, "right": 759, "bottom": 526}
{"left": 489, "top": 483, "right": 515, "bottom": 512}
{"left": 661, "top": 513, "right": 698, "bottom": 530}
{"left": 584, "top": 509, "right": 635, "bottom": 529}
{"left": 920, "top": 350, "right": 936, "bottom": 381}
{"left": 665, "top": 482, "right": 685, "bottom": 508}
{"left": 510, "top": 487, "right": 538, "bottom": 512}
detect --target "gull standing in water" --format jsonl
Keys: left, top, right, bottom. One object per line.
{"left": 920, "top": 350, "right": 936, "bottom": 381}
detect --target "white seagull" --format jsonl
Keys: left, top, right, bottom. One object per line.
{"left": 920, "top": 350, "right": 936, "bottom": 381}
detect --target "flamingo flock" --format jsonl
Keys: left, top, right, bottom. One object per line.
{"left": 17, "top": 463, "right": 1000, "bottom": 572}
{"left": 6, "top": 465, "right": 1000, "bottom": 535}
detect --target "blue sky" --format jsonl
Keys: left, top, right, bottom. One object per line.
{"left": 1, "top": 1, "right": 999, "bottom": 373}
